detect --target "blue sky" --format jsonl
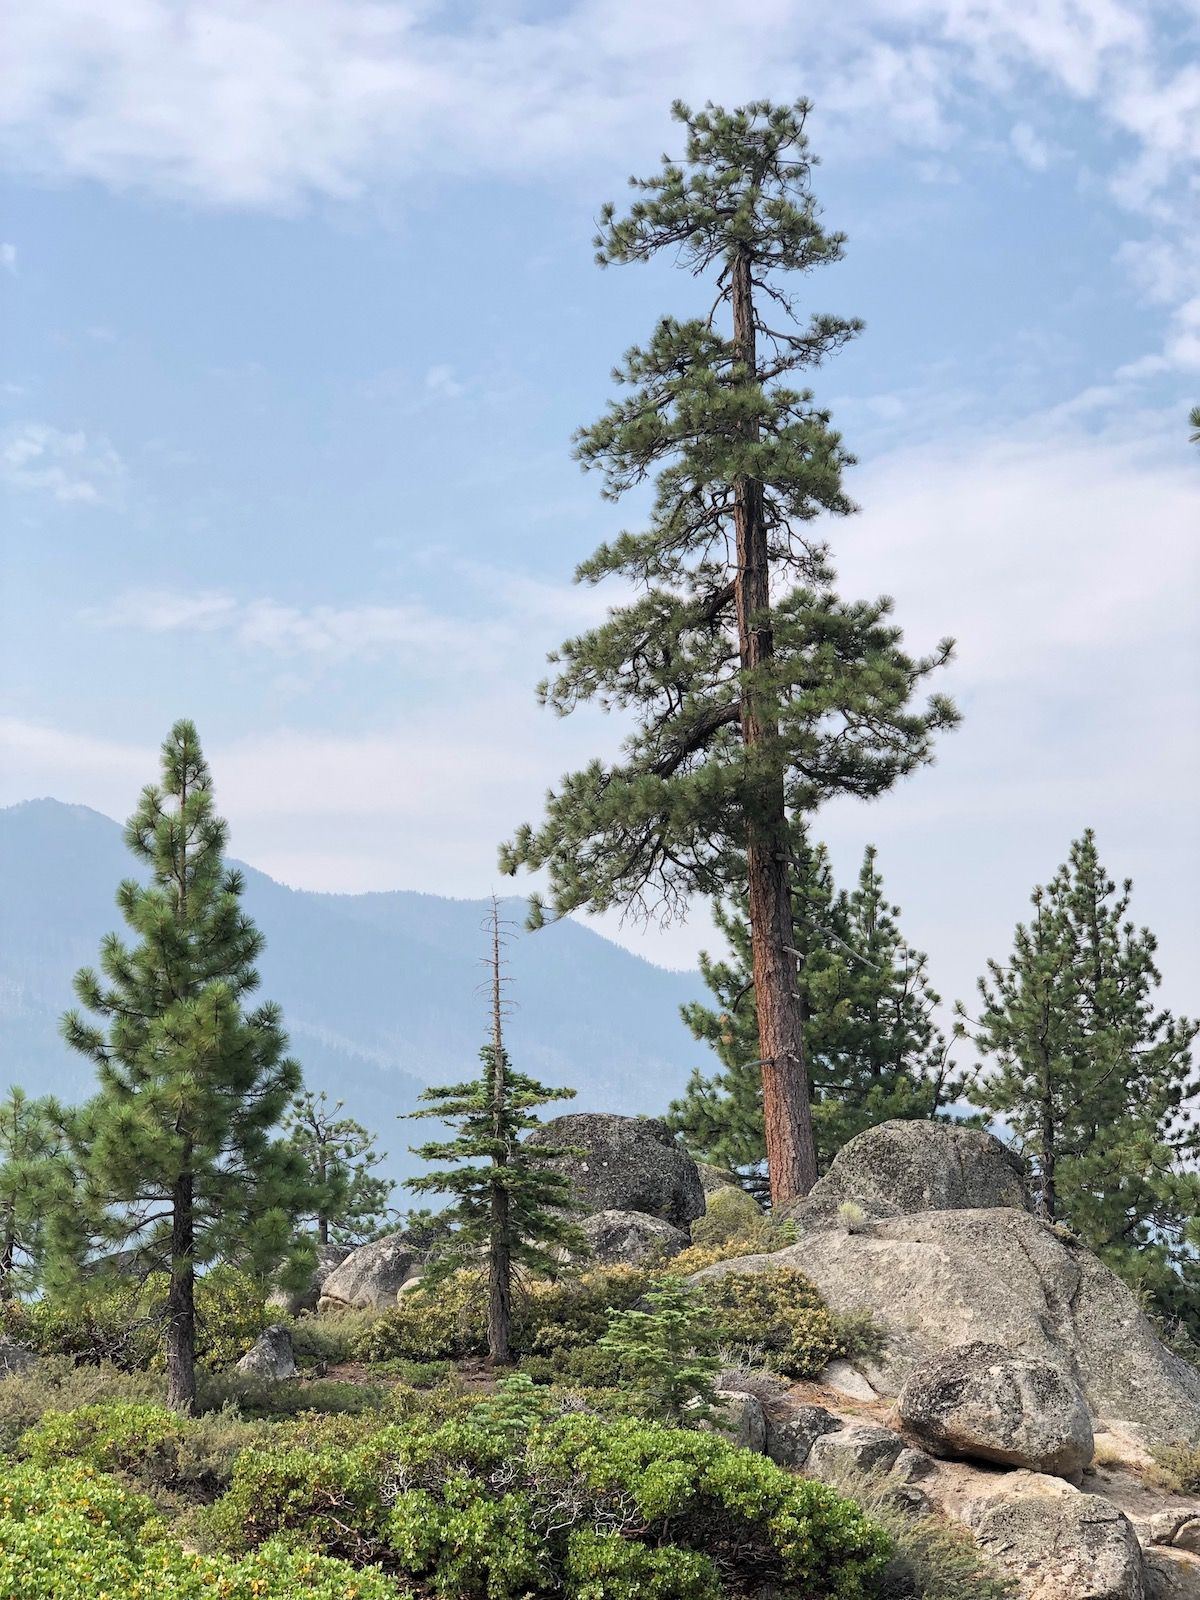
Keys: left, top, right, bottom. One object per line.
{"left": 1, "top": 0, "right": 1197, "bottom": 1033}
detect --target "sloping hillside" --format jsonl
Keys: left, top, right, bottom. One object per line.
{"left": 0, "top": 799, "right": 709, "bottom": 1184}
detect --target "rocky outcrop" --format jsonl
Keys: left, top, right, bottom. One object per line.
{"left": 898, "top": 1341, "right": 1094, "bottom": 1479}
{"left": 780, "top": 1119, "right": 1029, "bottom": 1225}
{"left": 578, "top": 1209, "right": 688, "bottom": 1266}
{"left": 693, "top": 1204, "right": 1200, "bottom": 1445}
{"left": 269, "top": 1241, "right": 351, "bottom": 1316}
{"left": 764, "top": 1404, "right": 842, "bottom": 1468}
{"left": 964, "top": 1475, "right": 1147, "bottom": 1600}
{"left": 697, "top": 1390, "right": 767, "bottom": 1453}
{"left": 317, "top": 1232, "right": 424, "bottom": 1311}
{"left": 807, "top": 1420, "right": 906, "bottom": 1478}
{"left": 234, "top": 1325, "right": 297, "bottom": 1381}
{"left": 697, "top": 1162, "right": 741, "bottom": 1195}
{"left": 526, "top": 1114, "right": 705, "bottom": 1228}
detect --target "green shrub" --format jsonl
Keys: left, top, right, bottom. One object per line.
{"left": 204, "top": 1409, "right": 889, "bottom": 1598}
{"left": 1, "top": 1265, "right": 271, "bottom": 1372}
{"left": 689, "top": 1184, "right": 766, "bottom": 1246}
{"left": 520, "top": 1342, "right": 625, "bottom": 1388}
{"left": 366, "top": 1356, "right": 454, "bottom": 1387}
{"left": 1149, "top": 1440, "right": 1200, "bottom": 1494}
{"left": 289, "top": 1307, "right": 381, "bottom": 1368}
{"left": 698, "top": 1266, "right": 843, "bottom": 1378}
{"left": 0, "top": 1459, "right": 399, "bottom": 1598}
{"left": 0, "top": 1355, "right": 166, "bottom": 1455}
{"left": 355, "top": 1264, "right": 653, "bottom": 1362}
{"left": 197, "top": 1370, "right": 388, "bottom": 1418}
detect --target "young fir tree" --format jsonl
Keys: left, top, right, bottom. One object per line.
{"left": 53, "top": 721, "right": 318, "bottom": 1412}
{"left": 284, "top": 1090, "right": 397, "bottom": 1248}
{"left": 501, "top": 100, "right": 956, "bottom": 1206}
{"left": 969, "top": 831, "right": 1200, "bottom": 1329}
{"left": 669, "top": 839, "right": 963, "bottom": 1181}
{"left": 0, "top": 1088, "right": 72, "bottom": 1301}
{"left": 406, "top": 905, "right": 582, "bottom": 1364}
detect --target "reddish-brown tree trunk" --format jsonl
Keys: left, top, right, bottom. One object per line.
{"left": 731, "top": 249, "right": 818, "bottom": 1207}
{"left": 487, "top": 902, "right": 512, "bottom": 1364}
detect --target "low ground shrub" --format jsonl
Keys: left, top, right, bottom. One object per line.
{"left": 1, "top": 1265, "right": 271, "bottom": 1372}
{"left": 289, "top": 1307, "right": 381, "bottom": 1368}
{"left": 204, "top": 1408, "right": 890, "bottom": 1598}
{"left": 355, "top": 1265, "right": 654, "bottom": 1362}
{"left": 197, "top": 1370, "right": 388, "bottom": 1418}
{"left": 689, "top": 1185, "right": 769, "bottom": 1246}
{"left": 698, "top": 1267, "right": 843, "bottom": 1378}
{"left": 1148, "top": 1440, "right": 1200, "bottom": 1494}
{"left": 0, "top": 1459, "right": 400, "bottom": 1598}
{"left": 0, "top": 1355, "right": 165, "bottom": 1454}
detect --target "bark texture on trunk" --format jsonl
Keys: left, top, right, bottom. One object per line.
{"left": 166, "top": 1166, "right": 196, "bottom": 1414}
{"left": 731, "top": 249, "right": 818, "bottom": 1207}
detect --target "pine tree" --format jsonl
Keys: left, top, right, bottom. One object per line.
{"left": 406, "top": 903, "right": 582, "bottom": 1363}
{"left": 284, "top": 1090, "right": 397, "bottom": 1248}
{"left": 501, "top": 100, "right": 956, "bottom": 1207}
{"left": 970, "top": 831, "right": 1200, "bottom": 1329}
{"left": 669, "top": 840, "right": 963, "bottom": 1181}
{"left": 1189, "top": 404, "right": 1199, "bottom": 445}
{"left": 53, "top": 720, "right": 318, "bottom": 1411}
{"left": 0, "top": 1089, "right": 72, "bottom": 1301}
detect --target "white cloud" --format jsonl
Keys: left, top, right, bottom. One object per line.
{"left": 1009, "top": 120, "right": 1051, "bottom": 170}
{"left": 92, "top": 561, "right": 618, "bottom": 670}
{"left": 0, "top": 420, "right": 126, "bottom": 504}
{"left": 0, "top": 243, "right": 16, "bottom": 275}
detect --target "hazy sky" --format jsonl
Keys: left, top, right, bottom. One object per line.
{"left": 1, "top": 1, "right": 1197, "bottom": 1035}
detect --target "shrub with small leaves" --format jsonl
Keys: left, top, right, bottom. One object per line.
{"left": 698, "top": 1267, "right": 843, "bottom": 1378}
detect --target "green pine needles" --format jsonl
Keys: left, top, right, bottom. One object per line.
{"left": 52, "top": 720, "right": 319, "bottom": 1412}
{"left": 670, "top": 838, "right": 969, "bottom": 1179}
{"left": 284, "top": 1089, "right": 397, "bottom": 1248}
{"left": 406, "top": 903, "right": 582, "bottom": 1363}
{"left": 968, "top": 830, "right": 1200, "bottom": 1332}
{"left": 502, "top": 98, "right": 957, "bottom": 1208}
{"left": 0, "top": 1089, "right": 73, "bottom": 1301}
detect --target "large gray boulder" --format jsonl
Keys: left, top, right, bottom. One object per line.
{"left": 269, "top": 1241, "right": 351, "bottom": 1316}
{"left": 234, "top": 1324, "right": 297, "bottom": 1381}
{"left": 807, "top": 1421, "right": 906, "bottom": 1479}
{"left": 780, "top": 1119, "right": 1028, "bottom": 1225}
{"left": 693, "top": 1207, "right": 1200, "bottom": 1446}
{"left": 317, "top": 1232, "right": 424, "bottom": 1311}
{"left": 526, "top": 1114, "right": 705, "bottom": 1228}
{"left": 578, "top": 1209, "right": 688, "bottom": 1267}
{"left": 964, "top": 1476, "right": 1147, "bottom": 1600}
{"left": 898, "top": 1341, "right": 1094, "bottom": 1479}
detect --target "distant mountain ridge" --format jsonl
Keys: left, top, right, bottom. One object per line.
{"left": 0, "top": 799, "right": 709, "bottom": 1185}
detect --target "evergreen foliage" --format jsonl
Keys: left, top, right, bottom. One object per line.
{"left": 406, "top": 904, "right": 582, "bottom": 1362}
{"left": 283, "top": 1089, "right": 396, "bottom": 1248}
{"left": 0, "top": 1088, "right": 72, "bottom": 1300}
{"left": 501, "top": 99, "right": 957, "bottom": 1206}
{"left": 52, "top": 720, "right": 318, "bottom": 1411}
{"left": 598, "top": 1277, "right": 720, "bottom": 1420}
{"left": 968, "top": 830, "right": 1200, "bottom": 1330}
{"left": 1190, "top": 403, "right": 1199, "bottom": 445}
{"left": 670, "top": 839, "right": 965, "bottom": 1179}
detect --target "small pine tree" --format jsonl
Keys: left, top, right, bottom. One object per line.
{"left": 501, "top": 99, "right": 957, "bottom": 1208}
{"left": 669, "top": 840, "right": 964, "bottom": 1179}
{"left": 53, "top": 721, "right": 319, "bottom": 1411}
{"left": 970, "top": 831, "right": 1200, "bottom": 1330}
{"left": 598, "top": 1278, "right": 719, "bottom": 1421}
{"left": 406, "top": 903, "right": 583, "bottom": 1364}
{"left": 1189, "top": 404, "right": 1199, "bottom": 445}
{"left": 0, "top": 1089, "right": 72, "bottom": 1300}
{"left": 284, "top": 1090, "right": 397, "bottom": 1248}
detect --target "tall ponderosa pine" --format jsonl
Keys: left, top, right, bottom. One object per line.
{"left": 970, "top": 831, "right": 1199, "bottom": 1329}
{"left": 406, "top": 905, "right": 582, "bottom": 1364}
{"left": 54, "top": 721, "right": 317, "bottom": 1411}
{"left": 284, "top": 1090, "right": 397, "bottom": 1248}
{"left": 669, "top": 840, "right": 963, "bottom": 1181}
{"left": 501, "top": 100, "right": 956, "bottom": 1205}
{"left": 0, "top": 1088, "right": 72, "bottom": 1301}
